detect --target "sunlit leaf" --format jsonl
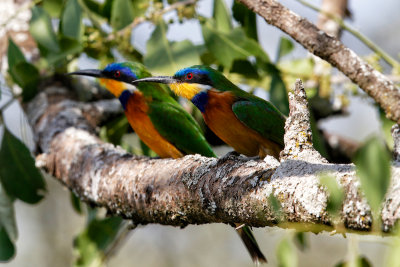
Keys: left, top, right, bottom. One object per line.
{"left": 0, "top": 128, "right": 46, "bottom": 204}
{"left": 131, "top": 0, "right": 148, "bottom": 18}
{"left": 268, "top": 194, "right": 283, "bottom": 222}
{"left": 30, "top": 6, "right": 60, "bottom": 53}
{"left": 60, "top": 0, "right": 83, "bottom": 41}
{"left": 335, "top": 255, "right": 372, "bottom": 267}
{"left": 277, "top": 237, "right": 297, "bottom": 267}
{"left": 354, "top": 136, "right": 391, "bottom": 213}
{"left": 232, "top": 1, "right": 258, "bottom": 40}
{"left": 213, "top": 0, "right": 232, "bottom": 33}
{"left": 111, "top": 0, "right": 133, "bottom": 30}
{"left": 144, "top": 20, "right": 200, "bottom": 74}
{"left": 202, "top": 19, "right": 268, "bottom": 69}
{"left": 0, "top": 228, "right": 15, "bottom": 262}
{"left": 386, "top": 225, "right": 400, "bottom": 267}
{"left": 319, "top": 173, "right": 344, "bottom": 219}
{"left": 278, "top": 58, "right": 314, "bottom": 77}
{"left": 43, "top": 0, "right": 64, "bottom": 17}
{"left": 276, "top": 37, "right": 294, "bottom": 61}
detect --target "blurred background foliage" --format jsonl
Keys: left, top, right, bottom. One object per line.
{"left": 0, "top": 0, "right": 400, "bottom": 266}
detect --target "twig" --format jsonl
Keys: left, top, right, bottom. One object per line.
{"left": 296, "top": 0, "right": 400, "bottom": 69}
{"left": 237, "top": 0, "right": 400, "bottom": 124}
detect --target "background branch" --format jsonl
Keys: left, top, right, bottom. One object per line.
{"left": 237, "top": 0, "right": 400, "bottom": 123}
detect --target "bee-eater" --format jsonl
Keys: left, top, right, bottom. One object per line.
{"left": 132, "top": 65, "right": 286, "bottom": 159}
{"left": 69, "top": 62, "right": 215, "bottom": 158}
{"left": 69, "top": 62, "right": 267, "bottom": 264}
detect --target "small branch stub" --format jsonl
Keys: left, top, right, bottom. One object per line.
{"left": 280, "top": 79, "right": 328, "bottom": 163}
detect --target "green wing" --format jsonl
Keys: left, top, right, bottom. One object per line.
{"left": 148, "top": 101, "right": 216, "bottom": 157}
{"left": 232, "top": 99, "right": 286, "bottom": 146}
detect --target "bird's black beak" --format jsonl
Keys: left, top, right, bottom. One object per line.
{"left": 67, "top": 69, "right": 104, "bottom": 78}
{"left": 131, "top": 76, "right": 177, "bottom": 85}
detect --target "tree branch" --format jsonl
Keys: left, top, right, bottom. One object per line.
{"left": 27, "top": 82, "right": 400, "bottom": 233}
{"left": 237, "top": 0, "right": 400, "bottom": 124}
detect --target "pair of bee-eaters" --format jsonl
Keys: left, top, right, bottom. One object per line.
{"left": 70, "top": 62, "right": 286, "bottom": 264}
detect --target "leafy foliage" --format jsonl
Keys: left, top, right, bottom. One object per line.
{"left": 3, "top": 0, "right": 400, "bottom": 265}
{"left": 0, "top": 128, "right": 46, "bottom": 204}
{"left": 354, "top": 136, "right": 391, "bottom": 214}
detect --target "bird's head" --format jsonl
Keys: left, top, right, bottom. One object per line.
{"left": 68, "top": 62, "right": 151, "bottom": 98}
{"left": 132, "top": 65, "right": 232, "bottom": 100}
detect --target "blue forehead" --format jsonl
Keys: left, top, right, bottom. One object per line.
{"left": 174, "top": 67, "right": 209, "bottom": 78}
{"left": 104, "top": 63, "right": 138, "bottom": 79}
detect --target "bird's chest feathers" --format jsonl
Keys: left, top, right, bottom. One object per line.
{"left": 202, "top": 90, "right": 280, "bottom": 157}
{"left": 124, "top": 92, "right": 183, "bottom": 158}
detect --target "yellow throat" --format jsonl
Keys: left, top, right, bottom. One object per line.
{"left": 99, "top": 78, "right": 125, "bottom": 97}
{"left": 169, "top": 83, "right": 202, "bottom": 100}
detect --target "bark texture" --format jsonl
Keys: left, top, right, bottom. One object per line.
{"left": 237, "top": 0, "right": 400, "bottom": 124}
{"left": 29, "top": 83, "right": 400, "bottom": 233}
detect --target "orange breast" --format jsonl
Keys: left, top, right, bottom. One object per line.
{"left": 203, "top": 90, "right": 282, "bottom": 158}
{"left": 125, "top": 92, "right": 183, "bottom": 159}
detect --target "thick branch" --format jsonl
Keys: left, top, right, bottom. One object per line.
{"left": 237, "top": 0, "right": 400, "bottom": 123}
{"left": 27, "top": 85, "right": 400, "bottom": 233}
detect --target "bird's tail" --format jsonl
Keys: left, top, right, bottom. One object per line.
{"left": 235, "top": 224, "right": 267, "bottom": 265}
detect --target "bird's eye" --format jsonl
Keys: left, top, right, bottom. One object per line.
{"left": 114, "top": 70, "right": 121, "bottom": 78}
{"left": 186, "top": 73, "right": 193, "bottom": 80}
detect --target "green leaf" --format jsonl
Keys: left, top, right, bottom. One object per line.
{"left": 0, "top": 128, "right": 46, "bottom": 204}
{"left": 379, "top": 108, "right": 395, "bottom": 149}
{"left": 9, "top": 62, "right": 40, "bottom": 102}
{"left": 278, "top": 58, "right": 314, "bottom": 78}
{"left": 111, "top": 0, "right": 134, "bottom": 30}
{"left": 60, "top": 0, "right": 83, "bottom": 41}
{"left": 144, "top": 20, "right": 201, "bottom": 75}
{"left": 230, "top": 60, "right": 260, "bottom": 80}
{"left": 269, "top": 65, "right": 289, "bottom": 116}
{"left": 232, "top": 1, "right": 258, "bottom": 40}
{"left": 335, "top": 256, "right": 372, "bottom": 267}
{"left": 43, "top": 0, "right": 64, "bottom": 17}
{"left": 0, "top": 184, "right": 17, "bottom": 242}
{"left": 7, "top": 38, "right": 26, "bottom": 69}
{"left": 276, "top": 238, "right": 297, "bottom": 267}
{"left": 276, "top": 37, "right": 294, "bottom": 61}
{"left": 212, "top": 0, "right": 232, "bottom": 33}
{"left": 387, "top": 225, "right": 400, "bottom": 267}
{"left": 74, "top": 216, "right": 124, "bottom": 266}
{"left": 268, "top": 193, "right": 283, "bottom": 221}
{"left": 100, "top": 115, "right": 129, "bottom": 145}
{"left": 80, "top": 0, "right": 103, "bottom": 17}
{"left": 202, "top": 19, "right": 268, "bottom": 69}
{"left": 131, "top": 0, "right": 148, "bottom": 18}
{"left": 354, "top": 136, "right": 391, "bottom": 213}
{"left": 319, "top": 173, "right": 344, "bottom": 219}
{"left": 293, "top": 232, "right": 308, "bottom": 251}
{"left": 0, "top": 227, "right": 15, "bottom": 262}
{"left": 7, "top": 38, "right": 39, "bottom": 101}
{"left": 30, "top": 7, "right": 60, "bottom": 53}
{"left": 70, "top": 192, "right": 82, "bottom": 214}
{"left": 45, "top": 36, "right": 82, "bottom": 65}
